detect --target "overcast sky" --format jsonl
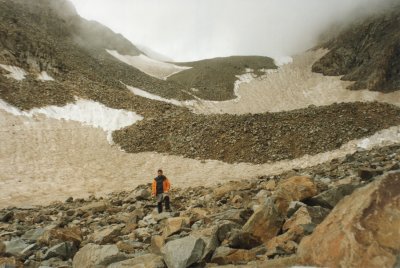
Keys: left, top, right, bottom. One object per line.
{"left": 69, "top": 0, "right": 394, "bottom": 62}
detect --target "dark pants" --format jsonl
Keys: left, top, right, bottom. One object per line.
{"left": 157, "top": 194, "right": 170, "bottom": 213}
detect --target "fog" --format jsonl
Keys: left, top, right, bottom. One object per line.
{"left": 69, "top": 0, "right": 396, "bottom": 62}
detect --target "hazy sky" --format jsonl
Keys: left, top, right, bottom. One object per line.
{"left": 69, "top": 0, "right": 394, "bottom": 61}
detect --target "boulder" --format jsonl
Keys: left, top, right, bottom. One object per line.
{"left": 263, "top": 179, "right": 276, "bottom": 191}
{"left": 0, "top": 257, "right": 24, "bottom": 267}
{"left": 227, "top": 230, "right": 262, "bottom": 250}
{"left": 38, "top": 227, "right": 82, "bottom": 247}
{"left": 4, "top": 238, "right": 30, "bottom": 256}
{"left": 210, "top": 246, "right": 257, "bottom": 265}
{"left": 89, "top": 224, "right": 123, "bottom": 244}
{"left": 191, "top": 227, "right": 220, "bottom": 261}
{"left": 149, "top": 235, "right": 165, "bottom": 255}
{"left": 210, "top": 209, "right": 252, "bottom": 225}
{"left": 79, "top": 201, "right": 108, "bottom": 214}
{"left": 116, "top": 240, "right": 147, "bottom": 254}
{"left": 0, "top": 241, "right": 5, "bottom": 255}
{"left": 213, "top": 181, "right": 251, "bottom": 199}
{"left": 274, "top": 176, "right": 318, "bottom": 213}
{"left": 286, "top": 201, "right": 306, "bottom": 218}
{"left": 108, "top": 254, "right": 165, "bottom": 268}
{"left": 242, "top": 197, "right": 285, "bottom": 243}
{"left": 22, "top": 227, "right": 48, "bottom": 242}
{"left": 307, "top": 183, "right": 360, "bottom": 208}
{"left": 162, "top": 217, "right": 190, "bottom": 238}
{"left": 298, "top": 171, "right": 400, "bottom": 268}
{"left": 162, "top": 235, "right": 205, "bottom": 268}
{"left": 358, "top": 167, "right": 384, "bottom": 180}
{"left": 124, "top": 189, "right": 151, "bottom": 203}
{"left": 43, "top": 241, "right": 77, "bottom": 260}
{"left": 215, "top": 221, "right": 240, "bottom": 243}
{"left": 0, "top": 211, "right": 13, "bottom": 222}
{"left": 282, "top": 206, "right": 330, "bottom": 232}
{"left": 72, "top": 243, "right": 127, "bottom": 268}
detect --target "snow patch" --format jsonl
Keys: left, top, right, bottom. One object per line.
{"left": 126, "top": 85, "right": 195, "bottom": 106}
{"left": 106, "top": 49, "right": 191, "bottom": 80}
{"left": 357, "top": 126, "right": 400, "bottom": 150}
{"left": 0, "top": 98, "right": 143, "bottom": 142}
{"left": 0, "top": 64, "right": 27, "bottom": 80}
{"left": 37, "top": 71, "right": 54, "bottom": 81}
{"left": 274, "top": 56, "right": 293, "bottom": 66}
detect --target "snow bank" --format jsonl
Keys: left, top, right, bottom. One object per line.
{"left": 126, "top": 85, "right": 196, "bottom": 106}
{"left": 0, "top": 98, "right": 143, "bottom": 143}
{"left": 357, "top": 126, "right": 400, "bottom": 150}
{"left": 274, "top": 56, "right": 293, "bottom": 66}
{"left": 0, "top": 64, "right": 27, "bottom": 80}
{"left": 106, "top": 49, "right": 190, "bottom": 80}
{"left": 37, "top": 71, "right": 55, "bottom": 81}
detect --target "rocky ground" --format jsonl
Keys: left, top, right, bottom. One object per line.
{"left": 0, "top": 144, "right": 399, "bottom": 267}
{"left": 114, "top": 102, "right": 400, "bottom": 163}
{"left": 312, "top": 3, "right": 400, "bottom": 93}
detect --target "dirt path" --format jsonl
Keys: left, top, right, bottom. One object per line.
{"left": 1, "top": 109, "right": 399, "bottom": 208}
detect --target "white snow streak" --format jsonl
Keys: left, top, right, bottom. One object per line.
{"left": 0, "top": 64, "right": 27, "bottom": 80}
{"left": 0, "top": 98, "right": 143, "bottom": 138}
{"left": 37, "top": 71, "right": 55, "bottom": 81}
{"left": 357, "top": 126, "right": 400, "bottom": 150}
{"left": 126, "top": 85, "right": 196, "bottom": 106}
{"left": 106, "top": 49, "right": 191, "bottom": 80}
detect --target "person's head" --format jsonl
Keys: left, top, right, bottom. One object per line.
{"left": 157, "top": 169, "right": 163, "bottom": 176}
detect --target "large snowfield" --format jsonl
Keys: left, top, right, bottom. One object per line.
{"left": 0, "top": 49, "right": 399, "bottom": 207}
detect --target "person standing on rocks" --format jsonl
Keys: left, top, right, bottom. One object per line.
{"left": 151, "top": 169, "right": 171, "bottom": 213}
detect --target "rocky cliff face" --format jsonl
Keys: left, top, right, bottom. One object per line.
{"left": 312, "top": 5, "right": 400, "bottom": 93}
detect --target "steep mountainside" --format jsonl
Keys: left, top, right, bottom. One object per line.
{"left": 313, "top": 5, "right": 400, "bottom": 92}
{"left": 0, "top": 0, "right": 275, "bottom": 108}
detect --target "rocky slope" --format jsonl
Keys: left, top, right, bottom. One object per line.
{"left": 0, "top": 0, "right": 275, "bottom": 109}
{"left": 0, "top": 144, "right": 399, "bottom": 267}
{"left": 312, "top": 4, "right": 400, "bottom": 92}
{"left": 114, "top": 102, "right": 400, "bottom": 163}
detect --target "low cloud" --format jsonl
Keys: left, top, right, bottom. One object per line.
{"left": 69, "top": 0, "right": 396, "bottom": 61}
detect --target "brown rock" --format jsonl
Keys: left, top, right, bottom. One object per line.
{"left": 162, "top": 217, "right": 190, "bottom": 238}
{"left": 89, "top": 225, "right": 123, "bottom": 244}
{"left": 181, "top": 207, "right": 210, "bottom": 224}
{"left": 298, "top": 171, "right": 400, "bottom": 268}
{"left": 150, "top": 235, "right": 165, "bottom": 255}
{"left": 39, "top": 227, "right": 82, "bottom": 247}
{"left": 263, "top": 180, "right": 276, "bottom": 191}
{"left": 211, "top": 246, "right": 257, "bottom": 265}
{"left": 213, "top": 181, "right": 250, "bottom": 199}
{"left": 274, "top": 176, "right": 318, "bottom": 213}
{"left": 282, "top": 206, "right": 330, "bottom": 232}
{"left": 108, "top": 254, "right": 165, "bottom": 268}
{"left": 242, "top": 197, "right": 284, "bottom": 243}
{"left": 0, "top": 241, "right": 5, "bottom": 255}
{"left": 0, "top": 257, "right": 23, "bottom": 268}
{"left": 79, "top": 201, "right": 108, "bottom": 214}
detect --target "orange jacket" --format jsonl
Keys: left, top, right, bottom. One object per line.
{"left": 152, "top": 177, "right": 171, "bottom": 196}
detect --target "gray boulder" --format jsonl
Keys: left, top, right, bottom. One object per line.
{"left": 162, "top": 235, "right": 205, "bottom": 268}
{"left": 308, "top": 183, "right": 360, "bottom": 208}
{"left": 43, "top": 241, "right": 77, "bottom": 260}
{"left": 4, "top": 238, "right": 30, "bottom": 256}
{"left": 72, "top": 243, "right": 127, "bottom": 268}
